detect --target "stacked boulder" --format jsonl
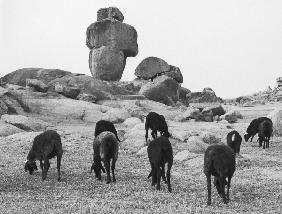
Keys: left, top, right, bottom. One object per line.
{"left": 135, "top": 57, "right": 183, "bottom": 105}
{"left": 186, "top": 88, "right": 222, "bottom": 103}
{"left": 86, "top": 7, "right": 138, "bottom": 81}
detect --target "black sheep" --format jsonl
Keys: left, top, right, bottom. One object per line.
{"left": 24, "top": 130, "right": 63, "bottom": 181}
{"left": 244, "top": 117, "right": 272, "bottom": 142}
{"left": 94, "top": 120, "right": 120, "bottom": 141}
{"left": 204, "top": 144, "right": 235, "bottom": 205}
{"left": 227, "top": 130, "right": 242, "bottom": 155}
{"left": 257, "top": 120, "right": 273, "bottom": 149}
{"left": 90, "top": 131, "right": 119, "bottom": 184}
{"left": 145, "top": 112, "right": 171, "bottom": 142}
{"left": 147, "top": 136, "right": 173, "bottom": 192}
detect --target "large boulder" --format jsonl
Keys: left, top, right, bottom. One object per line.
{"left": 122, "top": 123, "right": 146, "bottom": 153}
{"left": 135, "top": 57, "right": 170, "bottom": 80}
{"left": 26, "top": 78, "right": 48, "bottom": 93}
{"left": 0, "top": 68, "right": 71, "bottom": 86}
{"left": 186, "top": 136, "right": 209, "bottom": 154}
{"left": 86, "top": 19, "right": 138, "bottom": 57}
{"left": 54, "top": 82, "right": 81, "bottom": 99}
{"left": 89, "top": 46, "right": 126, "bottom": 81}
{"left": 97, "top": 7, "right": 124, "bottom": 22}
{"left": 267, "top": 109, "right": 282, "bottom": 136}
{"left": 139, "top": 76, "right": 180, "bottom": 106}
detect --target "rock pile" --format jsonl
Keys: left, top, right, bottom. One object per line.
{"left": 86, "top": 7, "right": 138, "bottom": 81}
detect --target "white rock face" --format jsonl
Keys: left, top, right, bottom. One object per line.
{"left": 267, "top": 108, "right": 282, "bottom": 136}
{"left": 174, "top": 150, "right": 198, "bottom": 162}
{"left": 122, "top": 123, "right": 146, "bottom": 153}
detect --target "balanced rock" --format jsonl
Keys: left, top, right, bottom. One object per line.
{"left": 97, "top": 7, "right": 124, "bottom": 22}
{"left": 86, "top": 19, "right": 138, "bottom": 57}
{"left": 139, "top": 76, "right": 180, "bottom": 106}
{"left": 89, "top": 46, "right": 126, "bottom": 81}
{"left": 135, "top": 57, "right": 170, "bottom": 80}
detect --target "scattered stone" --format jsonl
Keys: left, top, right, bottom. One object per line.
{"left": 54, "top": 82, "right": 81, "bottom": 99}
{"left": 0, "top": 121, "right": 24, "bottom": 137}
{"left": 186, "top": 136, "right": 209, "bottom": 154}
{"left": 77, "top": 93, "right": 97, "bottom": 103}
{"left": 174, "top": 150, "right": 198, "bottom": 162}
{"left": 200, "top": 132, "right": 222, "bottom": 145}
{"left": 123, "top": 117, "right": 142, "bottom": 127}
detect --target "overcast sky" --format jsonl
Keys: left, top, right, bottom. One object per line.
{"left": 1, "top": 0, "right": 282, "bottom": 98}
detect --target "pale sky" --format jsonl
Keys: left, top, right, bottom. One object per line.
{"left": 1, "top": 0, "right": 282, "bottom": 98}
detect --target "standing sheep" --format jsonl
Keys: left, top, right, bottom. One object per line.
{"left": 244, "top": 117, "right": 272, "bottom": 142}
{"left": 257, "top": 120, "right": 273, "bottom": 149}
{"left": 145, "top": 112, "right": 171, "bottom": 142}
{"left": 90, "top": 131, "right": 119, "bottom": 184}
{"left": 204, "top": 144, "right": 235, "bottom": 205}
{"left": 24, "top": 130, "right": 63, "bottom": 181}
{"left": 147, "top": 136, "right": 173, "bottom": 192}
{"left": 95, "top": 120, "right": 120, "bottom": 141}
{"left": 227, "top": 130, "right": 242, "bottom": 155}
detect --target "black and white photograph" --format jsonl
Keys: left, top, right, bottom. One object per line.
{"left": 0, "top": 0, "right": 282, "bottom": 213}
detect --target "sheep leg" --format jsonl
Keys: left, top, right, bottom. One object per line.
{"left": 42, "top": 158, "right": 49, "bottom": 181}
{"left": 145, "top": 128, "right": 149, "bottom": 142}
{"left": 266, "top": 138, "right": 270, "bottom": 148}
{"left": 206, "top": 174, "right": 212, "bottom": 205}
{"left": 151, "top": 163, "right": 157, "bottom": 186}
{"left": 226, "top": 176, "right": 231, "bottom": 203}
{"left": 167, "top": 163, "right": 172, "bottom": 192}
{"left": 250, "top": 135, "right": 254, "bottom": 142}
{"left": 40, "top": 160, "right": 43, "bottom": 170}
{"left": 263, "top": 139, "right": 266, "bottom": 149}
{"left": 156, "top": 166, "right": 161, "bottom": 190}
{"left": 151, "top": 131, "right": 155, "bottom": 139}
{"left": 111, "top": 158, "right": 117, "bottom": 182}
{"left": 161, "top": 164, "right": 167, "bottom": 183}
{"left": 104, "top": 159, "right": 111, "bottom": 184}
{"left": 57, "top": 154, "right": 62, "bottom": 181}
{"left": 221, "top": 178, "right": 227, "bottom": 204}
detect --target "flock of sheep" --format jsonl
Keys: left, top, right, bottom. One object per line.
{"left": 24, "top": 112, "right": 273, "bottom": 205}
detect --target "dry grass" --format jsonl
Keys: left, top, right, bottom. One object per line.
{"left": 1, "top": 105, "right": 282, "bottom": 213}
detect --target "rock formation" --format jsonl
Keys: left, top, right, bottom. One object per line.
{"left": 135, "top": 57, "right": 183, "bottom": 83}
{"left": 86, "top": 7, "right": 138, "bottom": 81}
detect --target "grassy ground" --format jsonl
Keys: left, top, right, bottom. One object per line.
{"left": 0, "top": 104, "right": 282, "bottom": 213}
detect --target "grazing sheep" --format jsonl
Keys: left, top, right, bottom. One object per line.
{"left": 145, "top": 112, "right": 171, "bottom": 142}
{"left": 204, "top": 144, "right": 235, "bottom": 205}
{"left": 257, "top": 120, "right": 273, "bottom": 149}
{"left": 95, "top": 120, "right": 120, "bottom": 142}
{"left": 24, "top": 130, "right": 63, "bottom": 181}
{"left": 90, "top": 131, "right": 119, "bottom": 184}
{"left": 227, "top": 130, "right": 242, "bottom": 155}
{"left": 147, "top": 136, "right": 173, "bottom": 192}
{"left": 244, "top": 117, "right": 272, "bottom": 142}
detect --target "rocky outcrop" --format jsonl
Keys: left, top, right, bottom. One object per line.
{"left": 0, "top": 68, "right": 71, "bottom": 86}
{"left": 26, "top": 79, "right": 48, "bottom": 93}
{"left": 1, "top": 114, "right": 49, "bottom": 131}
{"left": 202, "top": 104, "right": 225, "bottom": 117}
{"left": 135, "top": 57, "right": 183, "bottom": 83}
{"left": 89, "top": 46, "right": 126, "bottom": 81}
{"left": 139, "top": 76, "right": 180, "bottom": 106}
{"left": 97, "top": 7, "right": 124, "bottom": 22}
{"left": 186, "top": 88, "right": 221, "bottom": 103}
{"left": 86, "top": 8, "right": 138, "bottom": 81}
